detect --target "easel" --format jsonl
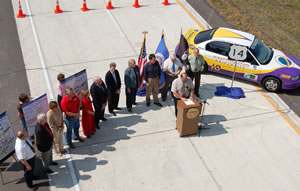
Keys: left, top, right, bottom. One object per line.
{"left": 0, "top": 152, "right": 18, "bottom": 185}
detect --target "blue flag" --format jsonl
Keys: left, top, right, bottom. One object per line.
{"left": 155, "top": 33, "right": 169, "bottom": 89}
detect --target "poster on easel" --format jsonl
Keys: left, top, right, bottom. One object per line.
{"left": 22, "top": 94, "right": 49, "bottom": 136}
{"left": 0, "top": 112, "right": 16, "bottom": 163}
{"left": 61, "top": 69, "right": 88, "bottom": 96}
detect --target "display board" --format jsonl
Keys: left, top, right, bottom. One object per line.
{"left": 0, "top": 112, "right": 16, "bottom": 162}
{"left": 61, "top": 69, "right": 88, "bottom": 95}
{"left": 22, "top": 94, "right": 49, "bottom": 136}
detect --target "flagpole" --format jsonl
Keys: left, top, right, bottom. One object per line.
{"left": 138, "top": 31, "right": 148, "bottom": 89}
{"left": 139, "top": 31, "right": 147, "bottom": 61}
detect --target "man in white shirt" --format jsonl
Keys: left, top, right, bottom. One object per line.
{"left": 15, "top": 130, "right": 37, "bottom": 190}
{"left": 171, "top": 72, "right": 194, "bottom": 116}
{"left": 161, "top": 53, "right": 183, "bottom": 101}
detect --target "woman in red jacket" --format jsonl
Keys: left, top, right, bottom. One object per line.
{"left": 81, "top": 90, "right": 96, "bottom": 138}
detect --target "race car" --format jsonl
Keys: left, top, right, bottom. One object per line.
{"left": 184, "top": 27, "right": 300, "bottom": 92}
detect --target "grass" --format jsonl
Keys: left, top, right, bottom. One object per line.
{"left": 206, "top": 0, "right": 300, "bottom": 57}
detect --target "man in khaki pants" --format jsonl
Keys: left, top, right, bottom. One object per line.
{"left": 144, "top": 54, "right": 163, "bottom": 107}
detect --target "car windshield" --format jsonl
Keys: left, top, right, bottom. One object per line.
{"left": 194, "top": 29, "right": 216, "bottom": 44}
{"left": 249, "top": 37, "right": 273, "bottom": 65}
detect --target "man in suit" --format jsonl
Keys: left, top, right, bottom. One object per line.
{"left": 35, "top": 113, "right": 58, "bottom": 174}
{"left": 105, "top": 62, "right": 121, "bottom": 116}
{"left": 90, "top": 76, "right": 108, "bottom": 129}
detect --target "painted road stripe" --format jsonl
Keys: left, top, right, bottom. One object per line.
{"left": 104, "top": 0, "right": 126, "bottom": 38}
{"left": 24, "top": 0, "right": 54, "bottom": 100}
{"left": 23, "top": 1, "right": 81, "bottom": 191}
{"left": 255, "top": 85, "right": 300, "bottom": 135}
{"left": 176, "top": 0, "right": 299, "bottom": 135}
{"left": 176, "top": 0, "right": 205, "bottom": 30}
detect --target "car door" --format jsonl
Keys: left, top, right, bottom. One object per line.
{"left": 203, "top": 41, "right": 261, "bottom": 81}
{"left": 203, "top": 41, "right": 234, "bottom": 73}
{"left": 241, "top": 50, "right": 261, "bottom": 82}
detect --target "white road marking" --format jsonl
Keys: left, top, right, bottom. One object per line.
{"left": 104, "top": 0, "right": 126, "bottom": 38}
{"left": 62, "top": 134, "right": 81, "bottom": 191}
{"left": 24, "top": 0, "right": 54, "bottom": 100}
{"left": 23, "top": 0, "right": 80, "bottom": 191}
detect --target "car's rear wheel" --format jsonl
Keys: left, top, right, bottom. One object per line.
{"left": 262, "top": 77, "right": 281, "bottom": 92}
{"left": 200, "top": 62, "right": 208, "bottom": 74}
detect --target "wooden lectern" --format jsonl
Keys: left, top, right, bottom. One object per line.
{"left": 176, "top": 99, "right": 202, "bottom": 137}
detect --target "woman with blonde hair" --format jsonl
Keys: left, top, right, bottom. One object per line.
{"left": 47, "top": 101, "right": 66, "bottom": 157}
{"left": 81, "top": 89, "right": 96, "bottom": 138}
{"left": 124, "top": 59, "right": 140, "bottom": 112}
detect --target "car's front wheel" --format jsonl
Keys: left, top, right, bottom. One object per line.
{"left": 262, "top": 77, "right": 281, "bottom": 92}
{"left": 200, "top": 62, "right": 208, "bottom": 74}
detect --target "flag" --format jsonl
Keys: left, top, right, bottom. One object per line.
{"left": 137, "top": 36, "right": 147, "bottom": 89}
{"left": 175, "top": 34, "right": 189, "bottom": 67}
{"left": 155, "top": 33, "right": 169, "bottom": 89}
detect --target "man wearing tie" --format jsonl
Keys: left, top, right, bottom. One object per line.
{"left": 90, "top": 76, "right": 108, "bottom": 129}
{"left": 105, "top": 63, "right": 122, "bottom": 116}
{"left": 161, "top": 53, "right": 183, "bottom": 101}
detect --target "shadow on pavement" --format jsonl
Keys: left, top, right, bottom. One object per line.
{"left": 197, "top": 114, "right": 228, "bottom": 137}
{"left": 48, "top": 113, "right": 144, "bottom": 189}
{"left": 198, "top": 121, "right": 228, "bottom": 137}
{"left": 0, "top": 157, "right": 49, "bottom": 191}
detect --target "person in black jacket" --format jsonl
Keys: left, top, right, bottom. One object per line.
{"left": 90, "top": 76, "right": 108, "bottom": 129}
{"left": 35, "top": 113, "right": 58, "bottom": 174}
{"left": 105, "top": 62, "right": 121, "bottom": 116}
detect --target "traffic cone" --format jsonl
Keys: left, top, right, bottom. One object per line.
{"left": 81, "top": 0, "right": 89, "bottom": 11}
{"left": 17, "top": 0, "right": 26, "bottom": 18}
{"left": 132, "top": 0, "right": 141, "bottom": 8}
{"left": 54, "top": 0, "right": 63, "bottom": 14}
{"left": 162, "top": 0, "right": 170, "bottom": 6}
{"left": 106, "top": 0, "right": 114, "bottom": 10}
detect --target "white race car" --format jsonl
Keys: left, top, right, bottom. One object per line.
{"left": 184, "top": 27, "right": 300, "bottom": 92}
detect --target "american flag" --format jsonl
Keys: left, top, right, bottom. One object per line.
{"left": 137, "top": 37, "right": 147, "bottom": 88}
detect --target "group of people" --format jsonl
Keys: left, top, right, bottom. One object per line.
{"left": 144, "top": 49, "right": 205, "bottom": 115}
{"left": 14, "top": 49, "right": 205, "bottom": 190}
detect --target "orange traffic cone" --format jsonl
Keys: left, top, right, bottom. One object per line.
{"left": 81, "top": 0, "right": 89, "bottom": 11}
{"left": 106, "top": 0, "right": 114, "bottom": 10}
{"left": 162, "top": 0, "right": 170, "bottom": 6}
{"left": 17, "top": 0, "right": 26, "bottom": 18}
{"left": 54, "top": 0, "right": 63, "bottom": 14}
{"left": 132, "top": 0, "right": 141, "bottom": 8}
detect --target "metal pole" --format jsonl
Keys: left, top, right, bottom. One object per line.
{"left": 231, "top": 60, "right": 237, "bottom": 88}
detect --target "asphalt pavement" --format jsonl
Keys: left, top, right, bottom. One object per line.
{"left": 0, "top": 0, "right": 49, "bottom": 190}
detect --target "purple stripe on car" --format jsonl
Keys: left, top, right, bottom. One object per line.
{"left": 285, "top": 53, "right": 300, "bottom": 67}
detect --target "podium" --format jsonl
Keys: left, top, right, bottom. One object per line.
{"left": 176, "top": 99, "right": 202, "bottom": 137}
